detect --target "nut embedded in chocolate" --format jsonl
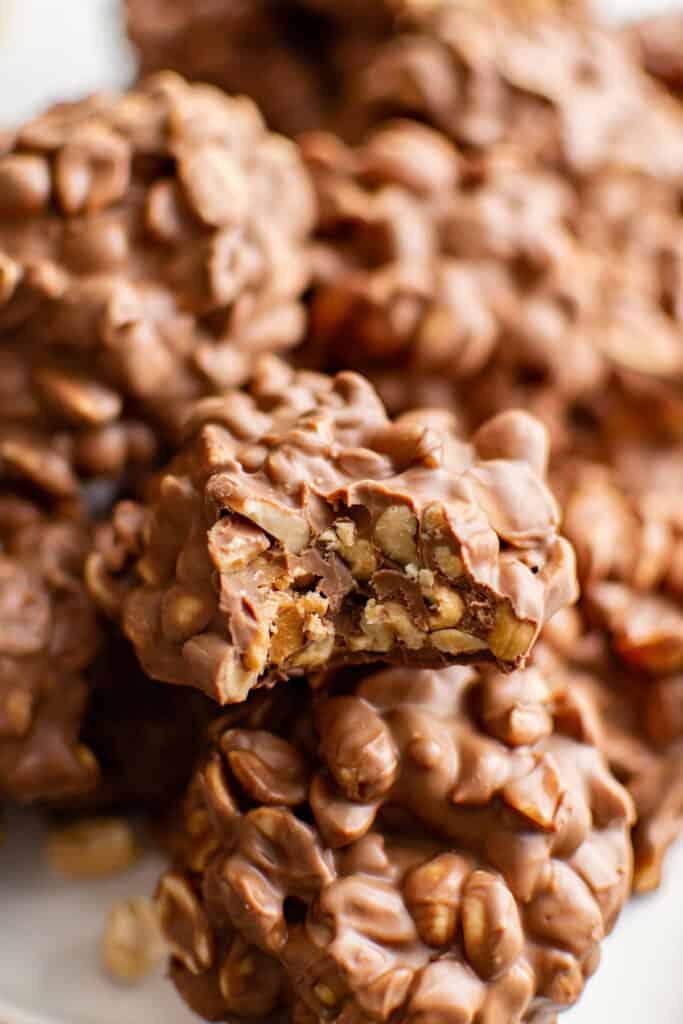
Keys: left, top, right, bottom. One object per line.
{"left": 560, "top": 447, "right": 683, "bottom": 676}
{"left": 301, "top": 121, "right": 500, "bottom": 406}
{"left": 0, "top": 491, "right": 212, "bottom": 809}
{"left": 89, "top": 359, "right": 576, "bottom": 703}
{"left": 156, "top": 663, "right": 633, "bottom": 1023}
{"left": 542, "top": 603, "right": 683, "bottom": 897}
{"left": 0, "top": 495, "right": 100, "bottom": 803}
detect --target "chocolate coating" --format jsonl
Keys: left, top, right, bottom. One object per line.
{"left": 0, "top": 73, "right": 314, "bottom": 479}
{"left": 303, "top": 130, "right": 683, "bottom": 451}
{"left": 88, "top": 358, "right": 576, "bottom": 703}
{"left": 560, "top": 446, "right": 683, "bottom": 676}
{"left": 548, "top": 445, "right": 683, "bottom": 891}
{"left": 156, "top": 663, "right": 633, "bottom": 1023}
{"left": 539, "top": 623, "right": 683, "bottom": 897}
{"left": 300, "top": 121, "right": 500, "bottom": 403}
{"left": 125, "top": 0, "right": 403, "bottom": 136}
{"left": 0, "top": 495, "right": 100, "bottom": 802}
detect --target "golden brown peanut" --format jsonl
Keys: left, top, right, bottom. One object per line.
{"left": 156, "top": 872, "right": 214, "bottom": 974}
{"left": 404, "top": 853, "right": 469, "bottom": 947}
{"left": 374, "top": 505, "right": 419, "bottom": 564}
{"left": 488, "top": 604, "right": 536, "bottom": 662}
{"left": 431, "top": 628, "right": 487, "bottom": 654}
{"left": 102, "top": 898, "right": 165, "bottom": 984}
{"left": 46, "top": 818, "right": 139, "bottom": 879}
{"left": 462, "top": 871, "right": 524, "bottom": 980}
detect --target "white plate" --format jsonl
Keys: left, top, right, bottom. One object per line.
{"left": 0, "top": 812, "right": 194, "bottom": 1024}
{"left": 2, "top": 811, "right": 683, "bottom": 1024}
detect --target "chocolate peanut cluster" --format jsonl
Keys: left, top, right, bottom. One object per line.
{"left": 302, "top": 114, "right": 683, "bottom": 450}
{"left": 0, "top": 72, "right": 314, "bottom": 483}
{"left": 301, "top": 121, "right": 499, "bottom": 408}
{"left": 156, "top": 663, "right": 633, "bottom": 1023}
{"left": 125, "top": 0, "right": 404, "bottom": 137}
{"left": 87, "top": 358, "right": 576, "bottom": 703}
{"left": 291, "top": 0, "right": 683, "bottom": 450}
{"left": 539, "top": 619, "right": 683, "bottom": 897}
{"left": 549, "top": 445, "right": 683, "bottom": 891}
{"left": 0, "top": 495, "right": 100, "bottom": 802}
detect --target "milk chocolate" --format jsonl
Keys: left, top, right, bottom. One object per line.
{"left": 302, "top": 122, "right": 683, "bottom": 451}
{"left": 325, "top": 0, "right": 683, "bottom": 443}
{"left": 0, "top": 495, "right": 100, "bottom": 802}
{"left": 560, "top": 446, "right": 683, "bottom": 675}
{"left": 125, "top": 0, "right": 402, "bottom": 136}
{"left": 156, "top": 663, "right": 633, "bottom": 1023}
{"left": 548, "top": 445, "right": 683, "bottom": 890}
{"left": 540, "top": 619, "right": 683, "bottom": 895}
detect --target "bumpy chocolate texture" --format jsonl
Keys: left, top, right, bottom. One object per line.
{"left": 355, "top": 0, "right": 683, "bottom": 177}
{"left": 0, "top": 492, "right": 211, "bottom": 809}
{"left": 560, "top": 445, "right": 683, "bottom": 677}
{"left": 331, "top": 0, "right": 683, "bottom": 439}
{"left": 156, "top": 664, "right": 633, "bottom": 1023}
{"left": 0, "top": 494, "right": 100, "bottom": 802}
{"left": 87, "top": 358, "right": 576, "bottom": 703}
{"left": 301, "top": 122, "right": 499, "bottom": 410}
{"left": 548, "top": 443, "right": 683, "bottom": 891}
{"left": 0, "top": 72, "right": 314, "bottom": 482}
{"left": 628, "top": 12, "right": 683, "bottom": 98}
{"left": 0, "top": 340, "right": 158, "bottom": 498}
{"left": 125, "top": 0, "right": 402, "bottom": 136}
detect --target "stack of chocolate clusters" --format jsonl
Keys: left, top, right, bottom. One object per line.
{"left": 1, "top": 0, "right": 682, "bottom": 1019}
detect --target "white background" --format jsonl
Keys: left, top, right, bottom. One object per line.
{"left": 0, "top": 1, "right": 682, "bottom": 1022}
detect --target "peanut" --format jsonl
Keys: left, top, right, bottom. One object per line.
{"left": 156, "top": 872, "right": 214, "bottom": 974}
{"left": 423, "top": 584, "right": 464, "bottom": 630}
{"left": 404, "top": 853, "right": 468, "bottom": 948}
{"left": 270, "top": 602, "right": 305, "bottom": 664}
{"left": 431, "top": 629, "right": 487, "bottom": 655}
{"left": 349, "top": 600, "right": 394, "bottom": 653}
{"left": 434, "top": 545, "right": 464, "bottom": 580}
{"left": 208, "top": 517, "right": 270, "bottom": 572}
{"left": 488, "top": 603, "right": 536, "bottom": 662}
{"left": 161, "top": 586, "right": 214, "bottom": 643}
{"left": 369, "top": 600, "right": 426, "bottom": 649}
{"left": 46, "top": 818, "right": 139, "bottom": 879}
{"left": 35, "top": 367, "right": 122, "bottom": 426}
{"left": 374, "top": 505, "right": 418, "bottom": 564}
{"left": 102, "top": 898, "right": 164, "bottom": 984}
